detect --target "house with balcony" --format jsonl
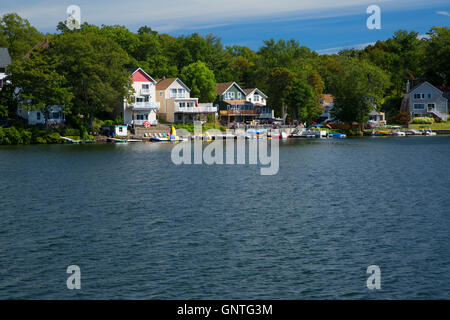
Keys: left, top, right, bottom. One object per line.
{"left": 216, "top": 82, "right": 261, "bottom": 124}
{"left": 0, "top": 48, "right": 11, "bottom": 90}
{"left": 243, "top": 88, "right": 274, "bottom": 120}
{"left": 155, "top": 77, "right": 216, "bottom": 123}
{"left": 123, "top": 67, "right": 160, "bottom": 126}
{"left": 401, "top": 80, "right": 448, "bottom": 121}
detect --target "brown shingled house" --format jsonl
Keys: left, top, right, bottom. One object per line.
{"left": 156, "top": 78, "right": 216, "bottom": 123}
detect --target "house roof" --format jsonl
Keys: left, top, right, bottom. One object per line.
{"left": 24, "top": 38, "right": 50, "bottom": 59}
{"left": 127, "top": 67, "right": 156, "bottom": 83}
{"left": 215, "top": 82, "right": 235, "bottom": 95}
{"left": 409, "top": 81, "right": 443, "bottom": 94}
{"left": 0, "top": 48, "right": 12, "bottom": 68}
{"left": 320, "top": 94, "right": 334, "bottom": 104}
{"left": 243, "top": 88, "right": 268, "bottom": 98}
{"left": 156, "top": 77, "right": 190, "bottom": 91}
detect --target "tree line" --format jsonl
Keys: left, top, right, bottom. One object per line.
{"left": 0, "top": 13, "right": 448, "bottom": 128}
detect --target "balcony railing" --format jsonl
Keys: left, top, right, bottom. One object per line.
{"left": 131, "top": 101, "right": 160, "bottom": 110}
{"left": 141, "top": 89, "right": 151, "bottom": 95}
{"left": 174, "top": 103, "right": 217, "bottom": 113}
{"left": 220, "top": 109, "right": 261, "bottom": 116}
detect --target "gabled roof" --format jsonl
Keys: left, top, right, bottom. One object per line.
{"left": 215, "top": 82, "right": 246, "bottom": 96}
{"left": 320, "top": 94, "right": 334, "bottom": 104}
{"left": 0, "top": 48, "right": 12, "bottom": 68}
{"left": 409, "top": 81, "right": 442, "bottom": 94}
{"left": 243, "top": 88, "right": 268, "bottom": 99}
{"left": 24, "top": 38, "right": 50, "bottom": 59}
{"left": 156, "top": 77, "right": 191, "bottom": 92}
{"left": 127, "top": 67, "right": 156, "bottom": 83}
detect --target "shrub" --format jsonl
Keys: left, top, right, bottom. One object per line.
{"left": 62, "top": 128, "right": 81, "bottom": 136}
{"left": 4, "top": 127, "right": 23, "bottom": 144}
{"left": 46, "top": 132, "right": 62, "bottom": 143}
{"left": 395, "top": 112, "right": 411, "bottom": 125}
{"left": 411, "top": 117, "right": 434, "bottom": 124}
{"left": 35, "top": 137, "right": 47, "bottom": 144}
{"left": 347, "top": 129, "right": 363, "bottom": 136}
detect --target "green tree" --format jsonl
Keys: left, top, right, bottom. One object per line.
{"left": 331, "top": 59, "right": 390, "bottom": 128}
{"left": 287, "top": 78, "right": 321, "bottom": 122}
{"left": 180, "top": 61, "right": 216, "bottom": 102}
{"left": 265, "top": 67, "right": 297, "bottom": 121}
{"left": 9, "top": 48, "right": 73, "bottom": 128}
{"left": 423, "top": 27, "right": 450, "bottom": 85}
{"left": 50, "top": 32, "right": 132, "bottom": 127}
{"left": 0, "top": 13, "right": 43, "bottom": 61}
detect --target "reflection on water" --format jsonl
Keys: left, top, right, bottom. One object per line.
{"left": 0, "top": 137, "right": 449, "bottom": 299}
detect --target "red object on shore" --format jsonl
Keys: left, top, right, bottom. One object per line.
{"left": 144, "top": 121, "right": 151, "bottom": 128}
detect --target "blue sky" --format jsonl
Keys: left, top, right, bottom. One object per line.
{"left": 1, "top": 0, "right": 449, "bottom": 53}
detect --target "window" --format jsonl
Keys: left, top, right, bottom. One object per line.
{"left": 187, "top": 102, "right": 194, "bottom": 108}
{"left": 136, "top": 97, "right": 144, "bottom": 103}
{"left": 160, "top": 91, "right": 162, "bottom": 96}
{"left": 119, "top": 127, "right": 123, "bottom": 133}
{"left": 51, "top": 112, "right": 61, "bottom": 119}
{"left": 427, "top": 94, "right": 432, "bottom": 99}
{"left": 413, "top": 93, "right": 421, "bottom": 99}
{"left": 178, "top": 89, "right": 186, "bottom": 98}
{"left": 142, "top": 84, "right": 149, "bottom": 89}
{"left": 179, "top": 102, "right": 186, "bottom": 108}
{"left": 237, "top": 92, "right": 242, "bottom": 99}
{"left": 254, "top": 94, "right": 260, "bottom": 102}
{"left": 136, "top": 114, "right": 148, "bottom": 120}
{"left": 170, "top": 89, "right": 177, "bottom": 98}
{"left": 36, "top": 112, "right": 41, "bottom": 120}
{"left": 413, "top": 103, "right": 425, "bottom": 110}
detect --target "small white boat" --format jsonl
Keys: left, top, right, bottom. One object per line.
{"left": 392, "top": 131, "right": 406, "bottom": 136}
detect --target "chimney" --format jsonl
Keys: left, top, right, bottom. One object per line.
{"left": 406, "top": 80, "right": 410, "bottom": 93}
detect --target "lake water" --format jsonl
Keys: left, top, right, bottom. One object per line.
{"left": 0, "top": 137, "right": 449, "bottom": 299}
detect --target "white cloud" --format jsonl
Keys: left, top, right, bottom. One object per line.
{"left": 0, "top": 0, "right": 395, "bottom": 31}
{"left": 316, "top": 42, "right": 375, "bottom": 55}
{"left": 436, "top": 11, "right": 450, "bottom": 17}
{"left": 317, "top": 34, "right": 430, "bottom": 55}
{"left": 2, "top": 0, "right": 448, "bottom": 34}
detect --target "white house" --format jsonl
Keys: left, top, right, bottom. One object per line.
{"left": 14, "top": 87, "right": 66, "bottom": 125}
{"left": 156, "top": 77, "right": 216, "bottom": 123}
{"left": 123, "top": 67, "right": 160, "bottom": 126}
{"left": 401, "top": 80, "right": 448, "bottom": 121}
{"left": 243, "top": 88, "right": 273, "bottom": 119}
{"left": 17, "top": 105, "right": 65, "bottom": 125}
{"left": 0, "top": 48, "right": 11, "bottom": 90}
{"left": 244, "top": 88, "right": 268, "bottom": 106}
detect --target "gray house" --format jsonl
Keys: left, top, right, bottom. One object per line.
{"left": 401, "top": 80, "right": 448, "bottom": 121}
{"left": 0, "top": 48, "right": 12, "bottom": 89}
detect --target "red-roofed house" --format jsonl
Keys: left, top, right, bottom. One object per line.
{"left": 123, "top": 68, "right": 160, "bottom": 126}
